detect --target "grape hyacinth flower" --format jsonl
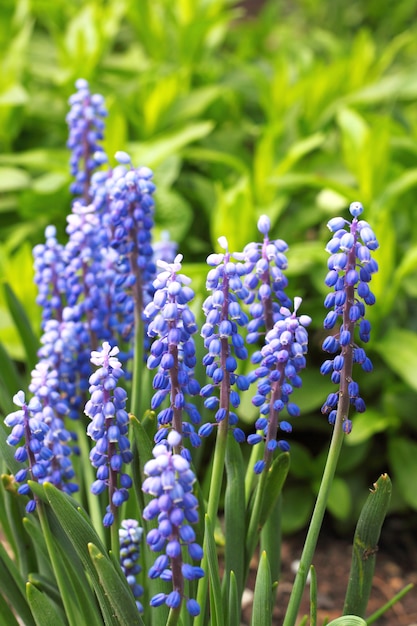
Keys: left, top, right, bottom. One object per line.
{"left": 142, "top": 430, "right": 203, "bottom": 616}
{"left": 119, "top": 519, "right": 144, "bottom": 612}
{"left": 85, "top": 342, "right": 133, "bottom": 526}
{"left": 66, "top": 78, "right": 108, "bottom": 202}
{"left": 33, "top": 225, "right": 67, "bottom": 327}
{"left": 321, "top": 201, "right": 379, "bottom": 433}
{"left": 144, "top": 254, "right": 201, "bottom": 450}
{"left": 107, "top": 152, "right": 157, "bottom": 320}
{"left": 243, "top": 214, "right": 292, "bottom": 343}
{"left": 248, "top": 297, "right": 311, "bottom": 473}
{"left": 198, "top": 237, "right": 250, "bottom": 443}
{"left": 4, "top": 391, "right": 49, "bottom": 512}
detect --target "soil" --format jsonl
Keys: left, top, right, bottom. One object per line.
{"left": 242, "top": 516, "right": 417, "bottom": 625}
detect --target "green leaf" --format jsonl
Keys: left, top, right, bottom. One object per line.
{"left": 0, "top": 543, "right": 36, "bottom": 626}
{"left": 388, "top": 438, "right": 417, "bottom": 508}
{"left": 260, "top": 495, "right": 282, "bottom": 598}
{"left": 88, "top": 544, "right": 144, "bottom": 626}
{"left": 26, "top": 582, "right": 66, "bottom": 626}
{"left": 228, "top": 571, "right": 240, "bottom": 626}
{"left": 251, "top": 551, "right": 272, "bottom": 626}
{"left": 259, "top": 453, "right": 290, "bottom": 527}
{"left": 281, "top": 486, "right": 315, "bottom": 534}
{"left": 373, "top": 328, "right": 417, "bottom": 392}
{"left": 326, "top": 476, "right": 351, "bottom": 520}
{"left": 3, "top": 282, "right": 38, "bottom": 370}
{"left": 128, "top": 121, "right": 215, "bottom": 168}
{"left": 36, "top": 482, "right": 118, "bottom": 625}
{"left": 0, "top": 167, "right": 30, "bottom": 192}
{"left": 0, "top": 340, "right": 22, "bottom": 403}
{"left": 224, "top": 433, "right": 246, "bottom": 602}
{"left": 273, "top": 133, "right": 326, "bottom": 176}
{"left": 344, "top": 410, "right": 397, "bottom": 446}
{"left": 343, "top": 474, "right": 392, "bottom": 617}
{"left": 204, "top": 515, "right": 224, "bottom": 626}
{"left": 211, "top": 176, "right": 255, "bottom": 252}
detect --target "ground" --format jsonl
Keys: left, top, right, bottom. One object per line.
{"left": 242, "top": 516, "right": 417, "bottom": 625}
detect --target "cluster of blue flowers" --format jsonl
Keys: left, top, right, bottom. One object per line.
{"left": 320, "top": 201, "right": 379, "bottom": 433}
{"left": 248, "top": 297, "right": 311, "bottom": 473}
{"left": 142, "top": 430, "right": 203, "bottom": 616}
{"left": 3, "top": 79, "right": 380, "bottom": 619}
{"left": 85, "top": 342, "right": 133, "bottom": 526}
{"left": 144, "top": 254, "right": 201, "bottom": 449}
{"left": 119, "top": 519, "right": 144, "bottom": 612}
{"left": 198, "top": 237, "right": 250, "bottom": 442}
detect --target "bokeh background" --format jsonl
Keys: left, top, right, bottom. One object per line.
{"left": 1, "top": 0, "right": 417, "bottom": 534}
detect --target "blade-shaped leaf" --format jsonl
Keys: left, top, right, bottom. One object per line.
{"left": 224, "top": 434, "right": 245, "bottom": 603}
{"left": 3, "top": 283, "right": 39, "bottom": 370}
{"left": 33, "top": 482, "right": 117, "bottom": 625}
{"left": 251, "top": 551, "right": 272, "bottom": 626}
{"left": 88, "top": 543, "right": 144, "bottom": 626}
{"left": 26, "top": 582, "right": 65, "bottom": 626}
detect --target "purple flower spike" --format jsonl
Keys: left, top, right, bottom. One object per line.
{"left": 143, "top": 431, "right": 202, "bottom": 616}
{"left": 66, "top": 79, "right": 108, "bottom": 202}
{"left": 144, "top": 254, "right": 201, "bottom": 447}
{"left": 321, "top": 203, "right": 378, "bottom": 431}
{"left": 199, "top": 237, "right": 251, "bottom": 440}
{"left": 243, "top": 214, "right": 292, "bottom": 345}
{"left": 85, "top": 342, "right": 132, "bottom": 526}
{"left": 119, "top": 519, "right": 144, "bottom": 612}
{"left": 248, "top": 297, "right": 311, "bottom": 470}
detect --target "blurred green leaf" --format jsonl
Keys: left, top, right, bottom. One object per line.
{"left": 388, "top": 438, "right": 417, "bottom": 509}
{"left": 129, "top": 121, "right": 215, "bottom": 168}
{"left": 326, "top": 476, "right": 352, "bottom": 520}
{"left": 281, "top": 486, "right": 314, "bottom": 534}
{"left": 374, "top": 328, "right": 417, "bottom": 391}
{"left": 3, "top": 283, "right": 38, "bottom": 370}
{"left": 0, "top": 167, "right": 30, "bottom": 192}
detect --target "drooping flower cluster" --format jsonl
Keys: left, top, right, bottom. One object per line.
{"left": 143, "top": 255, "right": 201, "bottom": 449}
{"left": 320, "top": 201, "right": 378, "bottom": 433}
{"left": 142, "top": 430, "right": 203, "bottom": 616}
{"left": 248, "top": 297, "right": 311, "bottom": 473}
{"left": 243, "top": 214, "right": 292, "bottom": 343}
{"left": 198, "top": 237, "right": 250, "bottom": 442}
{"left": 85, "top": 342, "right": 133, "bottom": 526}
{"left": 119, "top": 519, "right": 144, "bottom": 612}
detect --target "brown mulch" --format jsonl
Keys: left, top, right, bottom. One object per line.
{"left": 242, "top": 517, "right": 417, "bottom": 625}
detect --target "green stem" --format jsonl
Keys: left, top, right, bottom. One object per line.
{"left": 366, "top": 583, "right": 414, "bottom": 625}
{"left": 166, "top": 607, "right": 181, "bottom": 626}
{"left": 130, "top": 311, "right": 144, "bottom": 419}
{"left": 245, "top": 468, "right": 268, "bottom": 569}
{"left": 282, "top": 408, "right": 345, "bottom": 626}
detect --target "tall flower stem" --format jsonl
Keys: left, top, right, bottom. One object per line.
{"left": 130, "top": 312, "right": 144, "bottom": 419}
{"left": 282, "top": 394, "right": 346, "bottom": 626}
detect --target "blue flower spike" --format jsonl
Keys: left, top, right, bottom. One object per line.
{"left": 321, "top": 202, "right": 379, "bottom": 431}
{"left": 198, "top": 236, "right": 250, "bottom": 443}
{"left": 144, "top": 254, "right": 201, "bottom": 450}
{"left": 85, "top": 342, "right": 133, "bottom": 526}
{"left": 142, "top": 430, "right": 203, "bottom": 616}
{"left": 119, "top": 519, "right": 144, "bottom": 612}
{"left": 248, "top": 297, "right": 311, "bottom": 472}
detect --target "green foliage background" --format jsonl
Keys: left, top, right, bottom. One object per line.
{"left": 1, "top": 0, "right": 417, "bottom": 532}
